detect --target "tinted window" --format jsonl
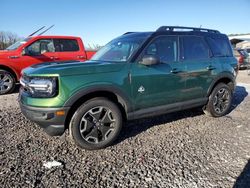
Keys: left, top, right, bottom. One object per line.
{"left": 53, "top": 39, "right": 79, "bottom": 52}
{"left": 26, "top": 39, "right": 54, "bottom": 56}
{"left": 206, "top": 37, "right": 232, "bottom": 57}
{"left": 182, "top": 36, "right": 209, "bottom": 60}
{"left": 144, "top": 36, "right": 178, "bottom": 63}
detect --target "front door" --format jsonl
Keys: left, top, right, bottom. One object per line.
{"left": 19, "top": 39, "right": 56, "bottom": 72}
{"left": 130, "top": 35, "right": 186, "bottom": 110}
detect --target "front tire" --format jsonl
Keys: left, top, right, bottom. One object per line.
{"left": 70, "top": 97, "right": 123, "bottom": 150}
{"left": 203, "top": 83, "right": 232, "bottom": 117}
{"left": 0, "top": 69, "right": 16, "bottom": 95}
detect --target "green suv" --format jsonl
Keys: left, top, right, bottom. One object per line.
{"left": 19, "top": 26, "right": 238, "bottom": 150}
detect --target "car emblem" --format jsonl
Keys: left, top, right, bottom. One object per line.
{"left": 138, "top": 86, "right": 145, "bottom": 93}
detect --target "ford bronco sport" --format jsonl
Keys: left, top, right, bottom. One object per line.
{"left": 19, "top": 26, "right": 238, "bottom": 150}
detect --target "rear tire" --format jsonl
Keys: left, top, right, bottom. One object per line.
{"left": 0, "top": 69, "right": 16, "bottom": 95}
{"left": 70, "top": 97, "right": 123, "bottom": 150}
{"left": 203, "top": 83, "right": 232, "bottom": 117}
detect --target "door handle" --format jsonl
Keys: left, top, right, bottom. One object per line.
{"left": 171, "top": 68, "right": 182, "bottom": 74}
{"left": 77, "top": 55, "right": 85, "bottom": 59}
{"left": 9, "top": 55, "right": 20, "bottom": 59}
{"left": 50, "top": 56, "right": 59, "bottom": 60}
{"left": 206, "top": 65, "right": 216, "bottom": 70}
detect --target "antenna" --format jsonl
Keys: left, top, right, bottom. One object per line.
{"left": 38, "top": 25, "right": 55, "bottom": 36}
{"left": 28, "top": 26, "right": 45, "bottom": 37}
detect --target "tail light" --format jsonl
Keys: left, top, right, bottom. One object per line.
{"left": 239, "top": 56, "right": 244, "bottom": 64}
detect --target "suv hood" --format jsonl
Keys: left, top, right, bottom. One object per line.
{"left": 22, "top": 60, "right": 127, "bottom": 76}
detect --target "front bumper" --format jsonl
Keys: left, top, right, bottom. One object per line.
{"left": 20, "top": 102, "right": 70, "bottom": 136}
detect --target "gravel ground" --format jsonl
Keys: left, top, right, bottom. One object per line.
{"left": 0, "top": 70, "right": 250, "bottom": 188}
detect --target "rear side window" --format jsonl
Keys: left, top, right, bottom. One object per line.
{"left": 53, "top": 39, "right": 79, "bottom": 52}
{"left": 206, "top": 37, "right": 232, "bottom": 57}
{"left": 182, "top": 36, "right": 209, "bottom": 60}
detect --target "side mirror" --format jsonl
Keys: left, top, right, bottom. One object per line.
{"left": 140, "top": 55, "right": 159, "bottom": 66}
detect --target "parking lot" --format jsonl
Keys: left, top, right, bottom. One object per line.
{"left": 0, "top": 70, "right": 249, "bottom": 187}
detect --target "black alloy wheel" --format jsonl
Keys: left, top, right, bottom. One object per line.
{"left": 70, "top": 97, "right": 123, "bottom": 150}
{"left": 203, "top": 83, "right": 232, "bottom": 117}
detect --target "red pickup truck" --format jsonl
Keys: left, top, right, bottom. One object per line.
{"left": 0, "top": 35, "right": 96, "bottom": 94}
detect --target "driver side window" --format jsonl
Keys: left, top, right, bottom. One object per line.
{"left": 144, "top": 36, "right": 178, "bottom": 63}
{"left": 26, "top": 39, "right": 54, "bottom": 56}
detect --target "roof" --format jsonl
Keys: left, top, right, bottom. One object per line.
{"left": 29, "top": 35, "right": 81, "bottom": 39}
{"left": 228, "top": 34, "right": 250, "bottom": 40}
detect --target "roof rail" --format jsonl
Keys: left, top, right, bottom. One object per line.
{"left": 156, "top": 26, "right": 220, "bottom": 33}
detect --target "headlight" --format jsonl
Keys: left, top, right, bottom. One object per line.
{"left": 20, "top": 76, "right": 58, "bottom": 98}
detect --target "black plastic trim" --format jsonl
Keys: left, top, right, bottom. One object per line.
{"left": 20, "top": 102, "right": 70, "bottom": 136}
{"left": 127, "top": 98, "right": 208, "bottom": 120}
{"left": 206, "top": 73, "right": 236, "bottom": 96}
{"left": 64, "top": 85, "right": 133, "bottom": 113}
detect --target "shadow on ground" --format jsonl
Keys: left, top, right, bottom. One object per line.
{"left": 117, "top": 85, "right": 248, "bottom": 144}
{"left": 234, "top": 159, "right": 250, "bottom": 188}
{"left": 230, "top": 86, "right": 248, "bottom": 112}
{"left": 117, "top": 107, "right": 203, "bottom": 144}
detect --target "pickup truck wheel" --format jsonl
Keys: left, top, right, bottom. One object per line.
{"left": 0, "top": 69, "right": 15, "bottom": 95}
{"left": 203, "top": 83, "right": 232, "bottom": 117}
{"left": 70, "top": 97, "right": 123, "bottom": 150}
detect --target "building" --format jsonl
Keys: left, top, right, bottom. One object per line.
{"left": 228, "top": 34, "right": 250, "bottom": 48}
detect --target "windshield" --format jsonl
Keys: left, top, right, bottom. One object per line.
{"left": 91, "top": 34, "right": 150, "bottom": 62}
{"left": 6, "top": 37, "right": 31, "bottom": 50}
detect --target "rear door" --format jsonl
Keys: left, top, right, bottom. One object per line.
{"left": 53, "top": 38, "right": 87, "bottom": 61}
{"left": 180, "top": 36, "right": 213, "bottom": 100}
